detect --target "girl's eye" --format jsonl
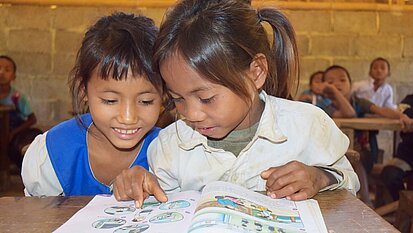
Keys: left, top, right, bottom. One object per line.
{"left": 101, "top": 98, "right": 117, "bottom": 105}
{"left": 139, "top": 99, "right": 154, "bottom": 105}
{"left": 200, "top": 96, "right": 215, "bottom": 104}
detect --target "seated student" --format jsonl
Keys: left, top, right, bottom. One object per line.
{"left": 297, "top": 71, "right": 332, "bottom": 111}
{"left": 380, "top": 94, "right": 413, "bottom": 203}
{"left": 0, "top": 55, "right": 42, "bottom": 169}
{"left": 112, "top": 0, "right": 359, "bottom": 207}
{"left": 320, "top": 65, "right": 413, "bottom": 206}
{"left": 322, "top": 65, "right": 413, "bottom": 168}
{"left": 352, "top": 57, "right": 396, "bottom": 169}
{"left": 352, "top": 57, "right": 396, "bottom": 109}
{"left": 21, "top": 12, "right": 163, "bottom": 196}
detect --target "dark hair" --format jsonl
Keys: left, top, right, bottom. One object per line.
{"left": 370, "top": 57, "right": 390, "bottom": 73}
{"left": 309, "top": 71, "right": 323, "bottom": 85}
{"left": 0, "top": 55, "right": 17, "bottom": 73}
{"left": 323, "top": 65, "right": 352, "bottom": 84}
{"left": 153, "top": 0, "right": 299, "bottom": 104}
{"left": 69, "top": 12, "right": 161, "bottom": 126}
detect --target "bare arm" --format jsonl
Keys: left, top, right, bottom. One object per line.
{"left": 370, "top": 105, "right": 402, "bottom": 119}
{"left": 370, "top": 105, "right": 413, "bottom": 132}
{"left": 322, "top": 84, "right": 356, "bottom": 118}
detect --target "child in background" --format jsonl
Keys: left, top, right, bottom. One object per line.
{"left": 321, "top": 65, "right": 413, "bottom": 206}
{"left": 352, "top": 57, "right": 396, "bottom": 109}
{"left": 297, "top": 71, "right": 333, "bottom": 112}
{"left": 322, "top": 65, "right": 413, "bottom": 156}
{"left": 21, "top": 12, "right": 163, "bottom": 196}
{"left": 0, "top": 55, "right": 41, "bottom": 169}
{"left": 113, "top": 0, "right": 359, "bottom": 207}
{"left": 352, "top": 57, "right": 396, "bottom": 178}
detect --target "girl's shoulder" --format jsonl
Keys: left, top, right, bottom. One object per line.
{"left": 271, "top": 96, "right": 324, "bottom": 114}
{"left": 46, "top": 114, "right": 91, "bottom": 148}
{"left": 267, "top": 96, "right": 331, "bottom": 124}
{"left": 48, "top": 114, "right": 91, "bottom": 135}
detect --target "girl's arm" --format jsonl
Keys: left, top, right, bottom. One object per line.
{"left": 262, "top": 109, "right": 360, "bottom": 200}
{"left": 21, "top": 132, "right": 64, "bottom": 196}
{"left": 370, "top": 104, "right": 403, "bottom": 119}
{"left": 322, "top": 84, "right": 356, "bottom": 118}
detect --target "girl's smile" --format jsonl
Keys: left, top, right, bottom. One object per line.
{"left": 87, "top": 68, "right": 162, "bottom": 150}
{"left": 112, "top": 127, "right": 141, "bottom": 140}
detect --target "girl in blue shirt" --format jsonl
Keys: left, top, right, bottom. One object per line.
{"left": 22, "top": 12, "right": 163, "bottom": 196}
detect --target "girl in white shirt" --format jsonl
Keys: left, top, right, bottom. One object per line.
{"left": 113, "top": 0, "right": 359, "bottom": 207}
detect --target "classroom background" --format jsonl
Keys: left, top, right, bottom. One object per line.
{"left": 1, "top": 0, "right": 412, "bottom": 160}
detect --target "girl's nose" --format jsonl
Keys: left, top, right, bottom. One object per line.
{"left": 181, "top": 102, "right": 205, "bottom": 123}
{"left": 117, "top": 101, "right": 138, "bottom": 124}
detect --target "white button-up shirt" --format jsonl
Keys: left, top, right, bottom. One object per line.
{"left": 352, "top": 78, "right": 396, "bottom": 109}
{"left": 148, "top": 92, "right": 359, "bottom": 195}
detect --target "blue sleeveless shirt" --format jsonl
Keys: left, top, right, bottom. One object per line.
{"left": 46, "top": 113, "right": 160, "bottom": 196}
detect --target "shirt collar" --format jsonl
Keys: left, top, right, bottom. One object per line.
{"left": 255, "top": 91, "right": 288, "bottom": 143}
{"left": 176, "top": 91, "right": 287, "bottom": 151}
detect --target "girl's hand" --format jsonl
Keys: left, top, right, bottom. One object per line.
{"left": 112, "top": 166, "right": 168, "bottom": 207}
{"left": 260, "top": 161, "right": 333, "bottom": 201}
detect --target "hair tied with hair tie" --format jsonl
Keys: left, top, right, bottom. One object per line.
{"left": 256, "top": 10, "right": 263, "bottom": 22}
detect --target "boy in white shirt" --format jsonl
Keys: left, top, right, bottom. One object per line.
{"left": 352, "top": 57, "right": 396, "bottom": 109}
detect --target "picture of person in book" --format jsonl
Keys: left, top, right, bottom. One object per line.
{"left": 215, "top": 195, "right": 244, "bottom": 207}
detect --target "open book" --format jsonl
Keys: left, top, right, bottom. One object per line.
{"left": 54, "top": 181, "right": 328, "bottom": 233}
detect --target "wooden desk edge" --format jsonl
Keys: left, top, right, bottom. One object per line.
{"left": 0, "top": 190, "right": 398, "bottom": 232}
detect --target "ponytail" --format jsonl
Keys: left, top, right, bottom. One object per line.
{"left": 257, "top": 8, "right": 299, "bottom": 99}
{"left": 154, "top": 0, "right": 299, "bottom": 102}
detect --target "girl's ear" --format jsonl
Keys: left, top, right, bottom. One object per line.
{"left": 248, "top": 53, "right": 268, "bottom": 90}
{"left": 79, "top": 82, "right": 88, "bottom": 103}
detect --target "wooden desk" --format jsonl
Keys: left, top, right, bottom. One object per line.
{"left": 0, "top": 105, "right": 13, "bottom": 191}
{"left": 0, "top": 190, "right": 398, "bottom": 232}
{"left": 333, "top": 118, "right": 401, "bottom": 150}
{"left": 395, "top": 190, "right": 413, "bottom": 232}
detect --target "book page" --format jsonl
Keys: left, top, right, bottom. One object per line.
{"left": 189, "top": 181, "right": 328, "bottom": 233}
{"left": 54, "top": 191, "right": 200, "bottom": 233}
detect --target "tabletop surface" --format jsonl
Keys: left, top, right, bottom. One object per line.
{"left": 333, "top": 117, "right": 401, "bottom": 131}
{"left": 0, "top": 105, "right": 13, "bottom": 112}
{"left": 0, "top": 189, "right": 398, "bottom": 233}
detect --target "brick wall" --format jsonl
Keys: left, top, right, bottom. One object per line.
{"left": 0, "top": 4, "right": 412, "bottom": 127}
